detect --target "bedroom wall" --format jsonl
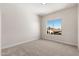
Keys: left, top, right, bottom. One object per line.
{"left": 78, "top": 4, "right": 79, "bottom": 49}
{"left": 0, "top": 8, "right": 1, "bottom": 55}
{"left": 41, "top": 6, "right": 78, "bottom": 46}
{"left": 1, "top": 4, "right": 40, "bottom": 49}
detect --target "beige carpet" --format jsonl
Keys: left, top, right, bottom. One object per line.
{"left": 1, "top": 40, "right": 79, "bottom": 56}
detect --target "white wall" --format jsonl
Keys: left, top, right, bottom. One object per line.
{"left": 41, "top": 6, "right": 77, "bottom": 46}
{"left": 1, "top": 4, "right": 40, "bottom": 49}
{"left": 0, "top": 8, "right": 1, "bottom": 55}
{"left": 78, "top": 4, "right": 79, "bottom": 49}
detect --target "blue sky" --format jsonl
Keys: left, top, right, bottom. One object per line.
{"left": 47, "top": 18, "right": 62, "bottom": 29}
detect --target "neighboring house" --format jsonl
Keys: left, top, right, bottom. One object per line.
{"left": 47, "top": 28, "right": 61, "bottom": 35}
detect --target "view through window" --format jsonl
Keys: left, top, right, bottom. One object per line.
{"left": 47, "top": 18, "right": 62, "bottom": 35}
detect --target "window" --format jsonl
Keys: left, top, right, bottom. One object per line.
{"left": 47, "top": 18, "right": 62, "bottom": 35}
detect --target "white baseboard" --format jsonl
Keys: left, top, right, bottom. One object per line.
{"left": 45, "top": 39, "right": 77, "bottom": 47}
{"left": 2, "top": 39, "right": 38, "bottom": 49}
{"left": 2, "top": 38, "right": 77, "bottom": 49}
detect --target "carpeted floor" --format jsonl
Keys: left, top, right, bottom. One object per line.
{"left": 1, "top": 40, "right": 79, "bottom": 56}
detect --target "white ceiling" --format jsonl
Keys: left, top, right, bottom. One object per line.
{"left": 24, "top": 3, "right": 77, "bottom": 15}
{"left": 1, "top": 3, "right": 77, "bottom": 16}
